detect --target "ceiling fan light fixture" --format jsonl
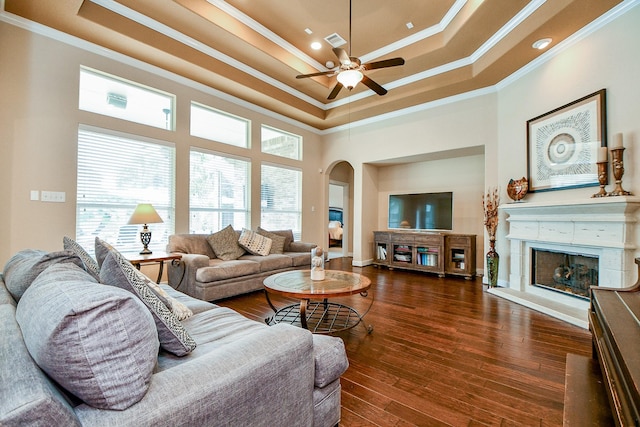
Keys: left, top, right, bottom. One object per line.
{"left": 337, "top": 69, "right": 363, "bottom": 90}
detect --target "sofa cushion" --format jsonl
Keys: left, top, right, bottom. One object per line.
{"left": 15, "top": 263, "right": 159, "bottom": 410}
{"left": 196, "top": 259, "right": 261, "bottom": 282}
{"left": 168, "top": 233, "right": 216, "bottom": 258}
{"left": 63, "top": 236, "right": 100, "bottom": 280}
{"left": 206, "top": 225, "right": 246, "bottom": 261}
{"left": 2, "top": 249, "right": 85, "bottom": 301}
{"left": 257, "top": 227, "right": 287, "bottom": 254}
{"left": 258, "top": 227, "right": 294, "bottom": 251}
{"left": 238, "top": 228, "right": 272, "bottom": 256}
{"left": 288, "top": 251, "right": 313, "bottom": 267}
{"left": 311, "top": 335, "right": 349, "bottom": 388}
{"left": 1, "top": 304, "right": 81, "bottom": 426}
{"left": 100, "top": 249, "right": 197, "bottom": 356}
{"left": 240, "top": 254, "right": 293, "bottom": 272}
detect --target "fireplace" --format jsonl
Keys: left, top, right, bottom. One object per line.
{"left": 495, "top": 197, "right": 640, "bottom": 328}
{"left": 531, "top": 249, "right": 598, "bottom": 300}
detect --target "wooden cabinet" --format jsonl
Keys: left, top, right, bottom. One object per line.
{"left": 444, "top": 234, "right": 476, "bottom": 280}
{"left": 373, "top": 231, "right": 475, "bottom": 279}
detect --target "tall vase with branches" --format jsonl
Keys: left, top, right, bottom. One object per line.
{"left": 483, "top": 187, "right": 500, "bottom": 288}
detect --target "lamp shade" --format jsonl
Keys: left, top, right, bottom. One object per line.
{"left": 127, "top": 203, "right": 163, "bottom": 225}
{"left": 336, "top": 69, "right": 363, "bottom": 90}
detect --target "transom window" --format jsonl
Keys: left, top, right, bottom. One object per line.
{"left": 261, "top": 125, "right": 302, "bottom": 160}
{"left": 78, "top": 67, "right": 175, "bottom": 130}
{"left": 190, "top": 102, "right": 250, "bottom": 148}
{"left": 189, "top": 149, "right": 250, "bottom": 233}
{"left": 75, "top": 126, "right": 175, "bottom": 254}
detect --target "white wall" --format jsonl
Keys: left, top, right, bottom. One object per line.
{"left": 495, "top": 3, "right": 640, "bottom": 283}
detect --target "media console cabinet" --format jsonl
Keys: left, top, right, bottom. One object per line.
{"left": 373, "top": 231, "right": 476, "bottom": 279}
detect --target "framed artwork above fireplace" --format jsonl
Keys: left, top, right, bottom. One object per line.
{"left": 526, "top": 89, "right": 607, "bottom": 192}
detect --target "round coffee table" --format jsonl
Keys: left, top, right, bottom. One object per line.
{"left": 263, "top": 270, "right": 373, "bottom": 334}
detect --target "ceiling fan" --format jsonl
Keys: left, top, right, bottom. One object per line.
{"left": 295, "top": 0, "right": 405, "bottom": 100}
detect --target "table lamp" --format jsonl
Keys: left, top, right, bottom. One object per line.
{"left": 127, "top": 203, "right": 163, "bottom": 254}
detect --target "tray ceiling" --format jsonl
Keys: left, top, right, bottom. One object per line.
{"left": 3, "top": 0, "right": 622, "bottom": 130}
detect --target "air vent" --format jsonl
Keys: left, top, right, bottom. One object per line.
{"left": 324, "top": 33, "right": 347, "bottom": 48}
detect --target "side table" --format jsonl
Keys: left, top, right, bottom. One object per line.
{"left": 124, "top": 252, "right": 182, "bottom": 284}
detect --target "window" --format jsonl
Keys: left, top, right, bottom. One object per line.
{"left": 261, "top": 164, "right": 302, "bottom": 239}
{"left": 79, "top": 67, "right": 175, "bottom": 130}
{"left": 76, "top": 126, "right": 175, "bottom": 254}
{"left": 190, "top": 102, "right": 250, "bottom": 148}
{"left": 261, "top": 125, "right": 302, "bottom": 160}
{"left": 190, "top": 149, "right": 250, "bottom": 233}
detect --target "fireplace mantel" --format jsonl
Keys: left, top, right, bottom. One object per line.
{"left": 493, "top": 196, "right": 640, "bottom": 328}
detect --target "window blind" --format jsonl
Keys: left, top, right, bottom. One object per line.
{"left": 76, "top": 126, "right": 175, "bottom": 254}
{"left": 260, "top": 164, "right": 302, "bottom": 240}
{"left": 189, "top": 149, "right": 250, "bottom": 233}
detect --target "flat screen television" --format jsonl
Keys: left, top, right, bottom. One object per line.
{"left": 388, "top": 192, "right": 453, "bottom": 231}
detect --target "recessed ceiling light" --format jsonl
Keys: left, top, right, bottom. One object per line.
{"left": 406, "top": 22, "right": 414, "bottom": 29}
{"left": 532, "top": 38, "right": 552, "bottom": 50}
{"left": 311, "top": 41, "right": 322, "bottom": 50}
{"left": 304, "top": 28, "right": 313, "bottom": 35}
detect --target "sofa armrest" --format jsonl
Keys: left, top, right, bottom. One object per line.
{"left": 73, "top": 324, "right": 316, "bottom": 427}
{"left": 289, "top": 241, "right": 317, "bottom": 252}
{"left": 167, "top": 253, "right": 210, "bottom": 298}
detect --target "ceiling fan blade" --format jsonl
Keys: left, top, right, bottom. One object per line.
{"left": 333, "top": 47, "right": 351, "bottom": 65}
{"left": 327, "top": 82, "right": 343, "bottom": 100}
{"left": 361, "top": 75, "right": 387, "bottom": 96}
{"left": 296, "top": 70, "right": 335, "bottom": 79}
{"left": 363, "top": 57, "right": 405, "bottom": 70}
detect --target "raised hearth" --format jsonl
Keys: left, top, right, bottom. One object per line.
{"left": 495, "top": 197, "right": 640, "bottom": 328}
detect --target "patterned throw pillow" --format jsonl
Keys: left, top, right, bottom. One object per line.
{"left": 63, "top": 236, "right": 100, "bottom": 280}
{"left": 256, "top": 227, "right": 287, "bottom": 254}
{"left": 94, "top": 237, "right": 115, "bottom": 268}
{"left": 238, "top": 228, "right": 272, "bottom": 256}
{"left": 146, "top": 280, "right": 193, "bottom": 320}
{"left": 206, "top": 225, "right": 246, "bottom": 261}
{"left": 100, "top": 249, "right": 197, "bottom": 356}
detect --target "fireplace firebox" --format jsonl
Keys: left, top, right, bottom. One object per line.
{"left": 531, "top": 249, "right": 598, "bottom": 300}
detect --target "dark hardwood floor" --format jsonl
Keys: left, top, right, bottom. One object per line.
{"left": 217, "top": 257, "right": 593, "bottom": 426}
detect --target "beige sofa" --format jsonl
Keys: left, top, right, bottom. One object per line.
{"left": 166, "top": 229, "right": 317, "bottom": 301}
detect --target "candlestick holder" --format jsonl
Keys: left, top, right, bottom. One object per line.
{"left": 592, "top": 161, "right": 608, "bottom": 198}
{"left": 608, "top": 148, "right": 632, "bottom": 196}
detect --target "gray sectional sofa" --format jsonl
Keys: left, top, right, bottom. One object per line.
{"left": 167, "top": 227, "right": 317, "bottom": 301}
{"left": 0, "top": 238, "right": 348, "bottom": 426}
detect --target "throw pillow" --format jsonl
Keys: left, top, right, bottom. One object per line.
{"left": 206, "top": 225, "right": 246, "bottom": 261}
{"left": 238, "top": 228, "right": 272, "bottom": 256}
{"left": 257, "top": 227, "right": 294, "bottom": 252}
{"left": 94, "top": 237, "right": 115, "bottom": 268}
{"left": 146, "top": 280, "right": 193, "bottom": 321}
{"left": 63, "top": 236, "right": 100, "bottom": 280}
{"left": 256, "top": 227, "right": 287, "bottom": 254}
{"left": 100, "top": 249, "right": 197, "bottom": 356}
{"left": 2, "top": 249, "right": 86, "bottom": 301}
{"left": 16, "top": 263, "right": 159, "bottom": 410}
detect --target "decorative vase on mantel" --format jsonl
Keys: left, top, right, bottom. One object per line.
{"left": 486, "top": 238, "right": 499, "bottom": 288}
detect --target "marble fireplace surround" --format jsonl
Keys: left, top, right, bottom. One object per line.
{"left": 491, "top": 196, "right": 640, "bottom": 328}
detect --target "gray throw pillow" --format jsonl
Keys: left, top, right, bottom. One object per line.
{"left": 206, "top": 225, "right": 246, "bottom": 261}
{"left": 257, "top": 227, "right": 287, "bottom": 254}
{"left": 100, "top": 249, "right": 197, "bottom": 356}
{"left": 16, "top": 263, "right": 159, "bottom": 410}
{"left": 94, "top": 237, "right": 115, "bottom": 268}
{"left": 238, "top": 228, "right": 272, "bottom": 256}
{"left": 2, "top": 249, "right": 85, "bottom": 301}
{"left": 63, "top": 236, "right": 100, "bottom": 280}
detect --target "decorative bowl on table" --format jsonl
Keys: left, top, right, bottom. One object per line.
{"left": 507, "top": 177, "right": 528, "bottom": 202}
